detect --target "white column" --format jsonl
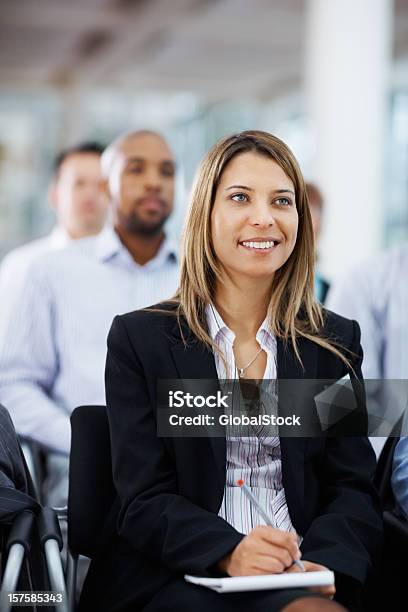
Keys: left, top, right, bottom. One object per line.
{"left": 304, "top": 0, "right": 393, "bottom": 279}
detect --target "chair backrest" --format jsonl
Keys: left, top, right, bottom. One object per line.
{"left": 68, "top": 405, "right": 116, "bottom": 558}
{"left": 374, "top": 435, "right": 400, "bottom": 510}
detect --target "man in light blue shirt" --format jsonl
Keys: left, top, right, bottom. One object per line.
{"left": 327, "top": 245, "right": 408, "bottom": 381}
{"left": 0, "top": 130, "right": 179, "bottom": 504}
{"left": 327, "top": 245, "right": 408, "bottom": 458}
{"left": 392, "top": 436, "right": 408, "bottom": 520}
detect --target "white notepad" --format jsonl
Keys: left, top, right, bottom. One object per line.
{"left": 185, "top": 571, "right": 334, "bottom": 593}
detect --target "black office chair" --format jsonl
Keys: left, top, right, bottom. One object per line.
{"left": 0, "top": 404, "right": 67, "bottom": 612}
{"left": 67, "top": 406, "right": 116, "bottom": 611}
{"left": 364, "top": 434, "right": 408, "bottom": 611}
{"left": 374, "top": 435, "right": 399, "bottom": 508}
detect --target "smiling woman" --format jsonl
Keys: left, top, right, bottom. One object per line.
{"left": 79, "top": 131, "right": 382, "bottom": 612}
{"left": 178, "top": 130, "right": 346, "bottom": 373}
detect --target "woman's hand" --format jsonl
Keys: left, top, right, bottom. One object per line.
{"left": 286, "top": 560, "right": 336, "bottom": 599}
{"left": 218, "top": 526, "right": 301, "bottom": 576}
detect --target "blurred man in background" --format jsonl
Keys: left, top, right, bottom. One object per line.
{"left": 0, "top": 142, "right": 107, "bottom": 317}
{"left": 327, "top": 243, "right": 408, "bottom": 457}
{"left": 306, "top": 182, "right": 330, "bottom": 303}
{"left": 0, "top": 130, "right": 179, "bottom": 506}
{"left": 327, "top": 244, "right": 408, "bottom": 380}
{"left": 49, "top": 142, "right": 107, "bottom": 240}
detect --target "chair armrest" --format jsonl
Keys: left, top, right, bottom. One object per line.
{"left": 37, "top": 507, "right": 63, "bottom": 550}
{"left": 37, "top": 508, "right": 69, "bottom": 612}
{"left": 5, "top": 510, "right": 35, "bottom": 554}
{"left": 0, "top": 511, "right": 36, "bottom": 610}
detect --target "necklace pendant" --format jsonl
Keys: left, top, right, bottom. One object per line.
{"left": 238, "top": 368, "right": 245, "bottom": 378}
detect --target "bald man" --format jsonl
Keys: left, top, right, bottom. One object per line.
{"left": 102, "top": 130, "right": 176, "bottom": 264}
{"left": 0, "top": 131, "right": 179, "bottom": 505}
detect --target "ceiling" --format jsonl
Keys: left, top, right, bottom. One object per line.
{"left": 0, "top": 0, "right": 407, "bottom": 100}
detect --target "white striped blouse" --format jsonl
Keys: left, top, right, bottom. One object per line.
{"left": 206, "top": 304, "right": 295, "bottom": 535}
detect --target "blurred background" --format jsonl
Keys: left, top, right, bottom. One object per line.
{"left": 0, "top": 0, "right": 407, "bottom": 278}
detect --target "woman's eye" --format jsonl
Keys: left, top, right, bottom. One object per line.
{"left": 275, "top": 197, "right": 291, "bottom": 206}
{"left": 231, "top": 193, "right": 248, "bottom": 203}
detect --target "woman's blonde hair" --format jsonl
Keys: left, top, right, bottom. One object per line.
{"left": 172, "top": 130, "right": 351, "bottom": 368}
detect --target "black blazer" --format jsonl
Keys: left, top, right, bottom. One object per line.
{"left": 80, "top": 304, "right": 382, "bottom": 612}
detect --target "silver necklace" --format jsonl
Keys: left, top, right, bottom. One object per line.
{"left": 209, "top": 304, "right": 264, "bottom": 378}
{"left": 236, "top": 346, "right": 263, "bottom": 378}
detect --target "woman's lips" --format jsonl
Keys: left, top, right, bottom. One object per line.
{"left": 239, "top": 239, "right": 280, "bottom": 253}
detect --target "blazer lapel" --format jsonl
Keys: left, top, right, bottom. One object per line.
{"left": 169, "top": 319, "right": 226, "bottom": 494}
{"left": 278, "top": 336, "right": 317, "bottom": 535}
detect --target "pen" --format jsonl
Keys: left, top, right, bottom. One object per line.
{"left": 237, "top": 479, "right": 305, "bottom": 572}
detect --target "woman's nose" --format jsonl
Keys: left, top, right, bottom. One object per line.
{"left": 249, "top": 203, "right": 275, "bottom": 227}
